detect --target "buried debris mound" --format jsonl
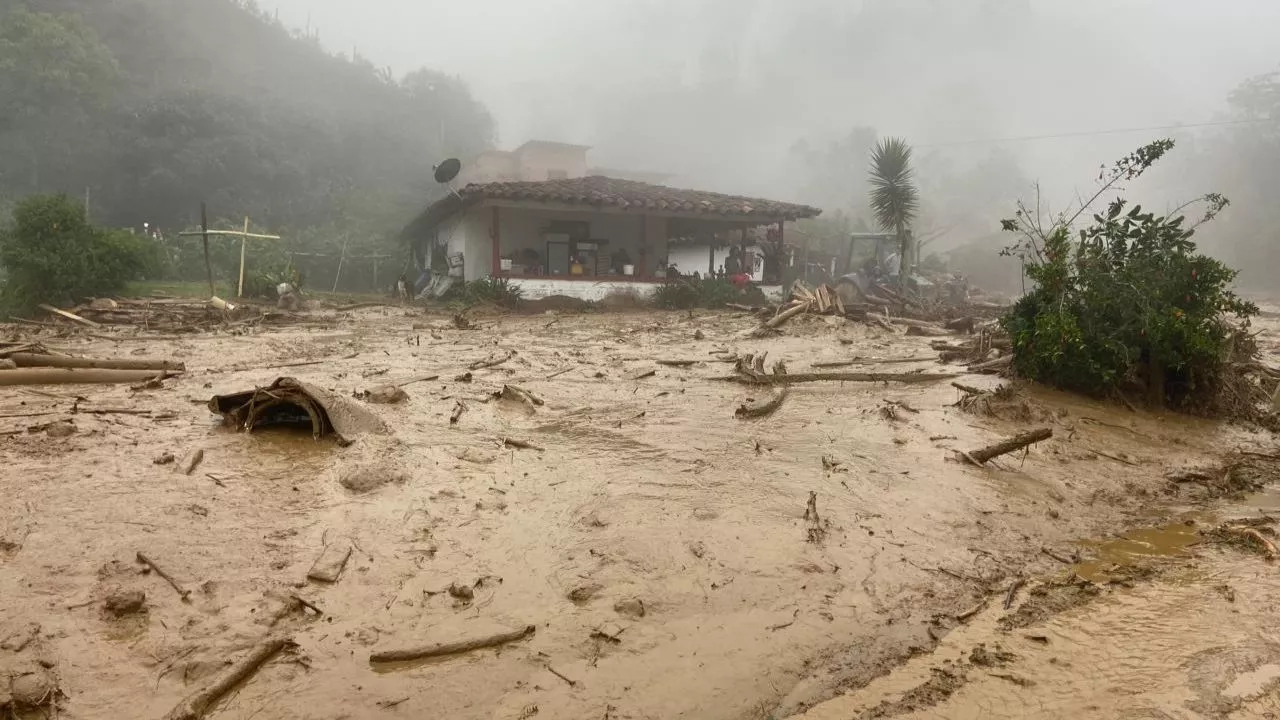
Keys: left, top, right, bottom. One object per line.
{"left": 209, "top": 377, "right": 387, "bottom": 442}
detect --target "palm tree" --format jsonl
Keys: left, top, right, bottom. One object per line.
{"left": 868, "top": 137, "right": 919, "bottom": 285}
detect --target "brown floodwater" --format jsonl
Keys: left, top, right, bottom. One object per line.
{"left": 0, "top": 307, "right": 1276, "bottom": 719}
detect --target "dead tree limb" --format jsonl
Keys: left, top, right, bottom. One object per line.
{"left": 469, "top": 351, "right": 514, "bottom": 371}
{"left": 733, "top": 371, "right": 957, "bottom": 386}
{"left": 1223, "top": 525, "right": 1279, "bottom": 560}
{"left": 136, "top": 552, "right": 191, "bottom": 602}
{"left": 968, "top": 355, "right": 1012, "bottom": 374}
{"left": 450, "top": 401, "right": 466, "bottom": 425}
{"left": 963, "top": 428, "right": 1053, "bottom": 465}
{"left": 369, "top": 625, "right": 536, "bottom": 663}
{"left": 763, "top": 301, "right": 810, "bottom": 330}
{"left": 8, "top": 352, "right": 185, "bottom": 371}
{"left": 164, "top": 637, "right": 293, "bottom": 720}
{"left": 0, "top": 368, "right": 184, "bottom": 386}
{"left": 951, "top": 382, "right": 986, "bottom": 395}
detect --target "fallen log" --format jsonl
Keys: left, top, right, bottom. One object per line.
{"left": 0, "top": 368, "right": 183, "bottom": 386}
{"left": 963, "top": 427, "right": 1052, "bottom": 465}
{"left": 730, "top": 371, "right": 959, "bottom": 386}
{"left": 736, "top": 388, "right": 789, "bottom": 418}
{"left": 763, "top": 301, "right": 810, "bottom": 330}
{"left": 968, "top": 355, "right": 1012, "bottom": 374}
{"left": 8, "top": 352, "right": 185, "bottom": 371}
{"left": 164, "top": 637, "right": 293, "bottom": 720}
{"left": 136, "top": 551, "right": 191, "bottom": 601}
{"left": 369, "top": 624, "right": 536, "bottom": 663}
{"left": 469, "top": 351, "right": 514, "bottom": 371}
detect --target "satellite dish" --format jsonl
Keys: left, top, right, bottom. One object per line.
{"left": 434, "top": 158, "right": 461, "bottom": 184}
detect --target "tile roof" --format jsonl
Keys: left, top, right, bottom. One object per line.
{"left": 403, "top": 176, "right": 822, "bottom": 239}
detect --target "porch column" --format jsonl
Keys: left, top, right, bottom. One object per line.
{"left": 776, "top": 220, "right": 785, "bottom": 284}
{"left": 639, "top": 215, "right": 648, "bottom": 280}
{"left": 491, "top": 206, "right": 501, "bottom": 277}
{"left": 708, "top": 243, "right": 715, "bottom": 277}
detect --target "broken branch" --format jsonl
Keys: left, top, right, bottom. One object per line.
{"left": 163, "top": 637, "right": 293, "bottom": 720}
{"left": 369, "top": 624, "right": 536, "bottom": 663}
{"left": 735, "top": 388, "right": 788, "bottom": 418}
{"left": 136, "top": 551, "right": 191, "bottom": 602}
{"left": 963, "top": 428, "right": 1053, "bottom": 465}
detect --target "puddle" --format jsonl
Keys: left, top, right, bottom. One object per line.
{"left": 1073, "top": 521, "right": 1202, "bottom": 583}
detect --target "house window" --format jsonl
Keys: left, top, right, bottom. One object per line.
{"left": 547, "top": 169, "right": 568, "bottom": 180}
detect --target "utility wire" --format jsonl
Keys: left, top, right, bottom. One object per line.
{"left": 915, "top": 118, "right": 1272, "bottom": 149}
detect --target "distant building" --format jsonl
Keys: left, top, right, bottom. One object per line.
{"left": 459, "top": 141, "right": 593, "bottom": 184}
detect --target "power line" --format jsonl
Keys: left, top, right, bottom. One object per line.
{"left": 915, "top": 118, "right": 1272, "bottom": 149}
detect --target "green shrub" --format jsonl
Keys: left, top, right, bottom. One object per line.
{"left": 0, "top": 194, "right": 164, "bottom": 312}
{"left": 443, "top": 277, "right": 523, "bottom": 308}
{"left": 999, "top": 140, "right": 1256, "bottom": 408}
{"left": 653, "top": 278, "right": 747, "bottom": 309}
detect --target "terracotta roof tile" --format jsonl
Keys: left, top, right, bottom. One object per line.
{"left": 403, "top": 176, "right": 821, "bottom": 239}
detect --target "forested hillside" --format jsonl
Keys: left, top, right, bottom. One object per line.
{"left": 0, "top": 0, "right": 493, "bottom": 248}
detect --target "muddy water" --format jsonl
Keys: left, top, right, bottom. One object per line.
{"left": 0, "top": 308, "right": 1272, "bottom": 719}
{"left": 796, "top": 509, "right": 1280, "bottom": 719}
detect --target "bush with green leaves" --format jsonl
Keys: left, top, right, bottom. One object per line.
{"left": 0, "top": 194, "right": 164, "bottom": 312}
{"left": 443, "top": 277, "right": 523, "bottom": 309}
{"left": 1000, "top": 140, "right": 1256, "bottom": 408}
{"left": 652, "top": 278, "right": 745, "bottom": 309}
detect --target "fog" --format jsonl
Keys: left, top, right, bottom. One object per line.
{"left": 262, "top": 0, "right": 1277, "bottom": 285}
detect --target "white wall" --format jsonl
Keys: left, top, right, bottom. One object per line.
{"left": 441, "top": 207, "right": 493, "bottom": 281}
{"left": 512, "top": 278, "right": 658, "bottom": 302}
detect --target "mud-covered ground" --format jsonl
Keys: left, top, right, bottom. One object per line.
{"left": 1, "top": 306, "right": 1278, "bottom": 719}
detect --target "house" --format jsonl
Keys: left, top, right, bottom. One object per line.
{"left": 459, "top": 141, "right": 593, "bottom": 184}
{"left": 402, "top": 175, "right": 822, "bottom": 301}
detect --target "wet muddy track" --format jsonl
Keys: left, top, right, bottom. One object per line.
{"left": 0, "top": 308, "right": 1275, "bottom": 719}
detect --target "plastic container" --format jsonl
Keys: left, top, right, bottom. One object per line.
{"left": 622, "top": 264, "right": 635, "bottom": 276}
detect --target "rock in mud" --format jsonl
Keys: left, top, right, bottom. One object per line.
{"left": 613, "top": 597, "right": 646, "bottom": 618}
{"left": 968, "top": 643, "right": 1016, "bottom": 667}
{"left": 44, "top": 421, "right": 76, "bottom": 438}
{"left": 103, "top": 590, "right": 147, "bottom": 617}
{"left": 363, "top": 385, "right": 409, "bottom": 404}
{"left": 448, "top": 583, "right": 475, "bottom": 603}
{"left": 567, "top": 583, "right": 604, "bottom": 605}
{"left": 7, "top": 668, "right": 59, "bottom": 710}
{"left": 338, "top": 462, "right": 409, "bottom": 493}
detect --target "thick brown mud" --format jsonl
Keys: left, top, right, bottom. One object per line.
{"left": 0, "top": 307, "right": 1276, "bottom": 719}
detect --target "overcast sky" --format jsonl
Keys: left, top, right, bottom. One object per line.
{"left": 264, "top": 0, "right": 1279, "bottom": 208}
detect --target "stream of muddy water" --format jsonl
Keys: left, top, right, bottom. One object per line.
{"left": 1, "top": 307, "right": 1277, "bottom": 719}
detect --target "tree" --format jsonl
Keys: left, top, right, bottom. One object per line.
{"left": 0, "top": 5, "right": 119, "bottom": 197}
{"left": 999, "top": 140, "right": 1256, "bottom": 409}
{"left": 0, "top": 195, "right": 163, "bottom": 312}
{"left": 868, "top": 137, "right": 919, "bottom": 283}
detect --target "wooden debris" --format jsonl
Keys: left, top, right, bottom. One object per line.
{"left": 546, "top": 664, "right": 578, "bottom": 687}
{"left": 136, "top": 552, "right": 191, "bottom": 602}
{"left": 656, "top": 359, "right": 697, "bottom": 367}
{"left": 498, "top": 385, "right": 544, "bottom": 407}
{"left": 969, "top": 355, "right": 1013, "bottom": 374}
{"left": 1003, "top": 577, "right": 1026, "bottom": 610}
{"left": 962, "top": 428, "right": 1053, "bottom": 466}
{"left": 1222, "top": 525, "right": 1278, "bottom": 560}
{"left": 804, "top": 491, "right": 826, "bottom": 543}
{"left": 629, "top": 369, "right": 657, "bottom": 381}
{"left": 307, "top": 543, "right": 352, "bottom": 583}
{"left": 369, "top": 624, "right": 536, "bottom": 663}
{"left": 502, "top": 437, "right": 544, "bottom": 451}
{"left": 1041, "top": 547, "right": 1074, "bottom": 564}
{"left": 40, "top": 303, "right": 101, "bottom": 327}
{"left": 951, "top": 382, "right": 986, "bottom": 396}
{"left": 179, "top": 449, "right": 205, "bottom": 476}
{"left": 163, "top": 637, "right": 293, "bottom": 720}
{"left": 450, "top": 401, "right": 467, "bottom": 425}
{"left": 469, "top": 350, "right": 514, "bottom": 371}
{"left": 0, "top": 368, "right": 185, "bottom": 386}
{"left": 289, "top": 594, "right": 324, "bottom": 616}
{"left": 736, "top": 388, "right": 789, "bottom": 418}
{"left": 8, "top": 352, "right": 184, "bottom": 371}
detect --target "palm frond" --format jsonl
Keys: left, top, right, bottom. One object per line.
{"left": 868, "top": 137, "right": 919, "bottom": 233}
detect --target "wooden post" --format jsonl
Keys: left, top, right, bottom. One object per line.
{"left": 741, "top": 226, "right": 749, "bottom": 279}
{"left": 707, "top": 243, "right": 715, "bottom": 277}
{"left": 332, "top": 238, "right": 348, "bottom": 293}
{"left": 373, "top": 257, "right": 379, "bottom": 291}
{"left": 638, "top": 215, "right": 648, "bottom": 280}
{"left": 236, "top": 216, "right": 249, "bottom": 297}
{"left": 491, "top": 206, "right": 501, "bottom": 277}
{"left": 201, "top": 202, "right": 214, "bottom": 298}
